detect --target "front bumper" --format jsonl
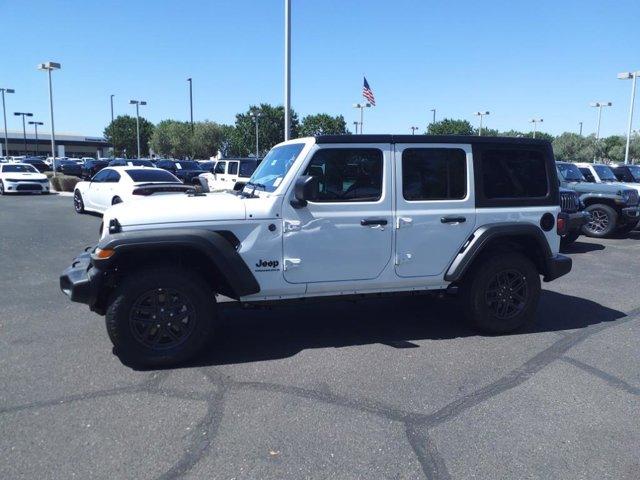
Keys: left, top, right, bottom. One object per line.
{"left": 558, "top": 211, "right": 590, "bottom": 235}
{"left": 543, "top": 254, "right": 572, "bottom": 282}
{"left": 3, "top": 181, "right": 49, "bottom": 192}
{"left": 59, "top": 251, "right": 103, "bottom": 309}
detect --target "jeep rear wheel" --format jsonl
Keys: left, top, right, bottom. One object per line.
{"left": 460, "top": 252, "right": 540, "bottom": 334}
{"left": 105, "top": 267, "right": 216, "bottom": 367}
{"left": 582, "top": 204, "right": 617, "bottom": 238}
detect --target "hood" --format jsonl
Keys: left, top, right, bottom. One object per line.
{"left": 4, "top": 172, "right": 47, "bottom": 181}
{"left": 105, "top": 192, "right": 246, "bottom": 228}
{"left": 564, "top": 181, "right": 628, "bottom": 194}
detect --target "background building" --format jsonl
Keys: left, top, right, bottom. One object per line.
{"left": 1, "top": 130, "right": 109, "bottom": 158}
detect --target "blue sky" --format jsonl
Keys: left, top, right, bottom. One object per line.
{"left": 2, "top": 0, "right": 639, "bottom": 137}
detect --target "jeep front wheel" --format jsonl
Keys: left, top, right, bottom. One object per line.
{"left": 105, "top": 267, "right": 216, "bottom": 367}
{"left": 582, "top": 204, "right": 617, "bottom": 238}
{"left": 460, "top": 253, "right": 540, "bottom": 334}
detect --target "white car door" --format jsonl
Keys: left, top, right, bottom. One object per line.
{"left": 213, "top": 161, "right": 227, "bottom": 190}
{"left": 394, "top": 143, "right": 476, "bottom": 277}
{"left": 84, "top": 169, "right": 110, "bottom": 210}
{"left": 226, "top": 161, "right": 239, "bottom": 187}
{"left": 282, "top": 144, "right": 393, "bottom": 285}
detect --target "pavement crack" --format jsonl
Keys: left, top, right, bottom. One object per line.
{"left": 562, "top": 357, "right": 640, "bottom": 396}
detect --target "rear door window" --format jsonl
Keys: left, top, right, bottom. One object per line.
{"left": 402, "top": 148, "right": 467, "bottom": 201}
{"left": 228, "top": 161, "right": 239, "bottom": 175}
{"left": 579, "top": 168, "right": 596, "bottom": 183}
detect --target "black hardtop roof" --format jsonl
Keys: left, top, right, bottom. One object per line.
{"left": 314, "top": 134, "right": 551, "bottom": 146}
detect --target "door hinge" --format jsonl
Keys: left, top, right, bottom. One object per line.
{"left": 395, "top": 253, "right": 413, "bottom": 265}
{"left": 283, "top": 220, "right": 301, "bottom": 232}
{"left": 283, "top": 258, "right": 301, "bottom": 270}
{"left": 396, "top": 217, "right": 413, "bottom": 229}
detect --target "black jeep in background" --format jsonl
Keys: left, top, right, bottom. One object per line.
{"left": 558, "top": 187, "right": 590, "bottom": 249}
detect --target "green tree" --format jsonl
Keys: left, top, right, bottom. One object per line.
{"left": 192, "top": 121, "right": 227, "bottom": 158}
{"left": 229, "top": 104, "right": 300, "bottom": 157}
{"left": 426, "top": 118, "right": 474, "bottom": 135}
{"left": 601, "top": 135, "right": 625, "bottom": 163}
{"left": 104, "top": 115, "right": 154, "bottom": 157}
{"left": 477, "top": 127, "right": 499, "bottom": 137}
{"left": 299, "top": 113, "right": 349, "bottom": 136}
{"left": 149, "top": 120, "right": 192, "bottom": 158}
{"left": 552, "top": 132, "right": 592, "bottom": 163}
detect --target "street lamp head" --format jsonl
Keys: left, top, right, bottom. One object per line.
{"left": 140, "top": 101, "right": 147, "bottom": 106}
{"left": 130, "top": 100, "right": 137, "bottom": 104}
{"left": 37, "top": 62, "right": 61, "bottom": 70}
{"left": 474, "top": 111, "right": 490, "bottom": 116}
{"left": 618, "top": 72, "right": 633, "bottom": 80}
{"left": 2, "top": 88, "right": 15, "bottom": 94}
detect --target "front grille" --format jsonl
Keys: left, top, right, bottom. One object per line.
{"left": 628, "top": 190, "right": 639, "bottom": 206}
{"left": 560, "top": 191, "right": 579, "bottom": 213}
{"left": 16, "top": 183, "right": 43, "bottom": 191}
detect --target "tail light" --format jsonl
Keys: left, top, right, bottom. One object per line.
{"left": 556, "top": 215, "right": 566, "bottom": 235}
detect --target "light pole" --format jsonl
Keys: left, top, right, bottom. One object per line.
{"left": 578, "top": 122, "right": 583, "bottom": 136}
{"left": 0, "top": 88, "right": 14, "bottom": 157}
{"left": 28, "top": 121, "right": 44, "bottom": 155}
{"left": 430, "top": 108, "right": 436, "bottom": 124}
{"left": 618, "top": 71, "right": 639, "bottom": 165}
{"left": 410, "top": 126, "right": 419, "bottom": 135}
{"left": 38, "top": 61, "right": 61, "bottom": 175}
{"left": 110, "top": 94, "right": 114, "bottom": 123}
{"left": 110, "top": 94, "right": 115, "bottom": 155}
{"left": 474, "top": 111, "right": 490, "bottom": 136}
{"left": 14, "top": 112, "right": 33, "bottom": 154}
{"left": 250, "top": 110, "right": 262, "bottom": 159}
{"left": 352, "top": 121, "right": 359, "bottom": 134}
{"left": 129, "top": 99, "right": 147, "bottom": 158}
{"left": 590, "top": 101, "right": 612, "bottom": 162}
{"left": 529, "top": 118, "right": 543, "bottom": 138}
{"left": 284, "top": 0, "right": 291, "bottom": 141}
{"left": 353, "top": 103, "right": 371, "bottom": 133}
{"left": 187, "top": 78, "right": 194, "bottom": 130}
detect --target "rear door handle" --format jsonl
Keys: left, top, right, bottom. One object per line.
{"left": 361, "top": 219, "right": 388, "bottom": 226}
{"left": 441, "top": 216, "right": 466, "bottom": 224}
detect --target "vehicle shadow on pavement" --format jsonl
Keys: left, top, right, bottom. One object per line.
{"left": 170, "top": 290, "right": 625, "bottom": 369}
{"left": 561, "top": 241, "right": 605, "bottom": 254}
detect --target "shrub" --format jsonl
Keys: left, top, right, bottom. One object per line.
{"left": 44, "top": 171, "right": 55, "bottom": 179}
{"left": 50, "top": 174, "right": 80, "bottom": 192}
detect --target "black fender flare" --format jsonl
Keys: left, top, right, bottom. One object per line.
{"left": 94, "top": 228, "right": 260, "bottom": 298}
{"left": 444, "top": 222, "right": 557, "bottom": 282}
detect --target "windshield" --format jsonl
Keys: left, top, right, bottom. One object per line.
{"left": 247, "top": 143, "right": 305, "bottom": 192}
{"left": 126, "top": 169, "right": 179, "bottom": 182}
{"left": 627, "top": 166, "right": 640, "bottom": 182}
{"left": 174, "top": 161, "right": 201, "bottom": 170}
{"left": 557, "top": 163, "right": 585, "bottom": 182}
{"left": 593, "top": 165, "right": 618, "bottom": 182}
{"left": 3, "top": 164, "right": 38, "bottom": 173}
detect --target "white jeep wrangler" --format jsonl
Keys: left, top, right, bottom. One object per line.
{"left": 60, "top": 135, "right": 571, "bottom": 367}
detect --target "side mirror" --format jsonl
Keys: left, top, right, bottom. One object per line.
{"left": 290, "top": 175, "right": 318, "bottom": 209}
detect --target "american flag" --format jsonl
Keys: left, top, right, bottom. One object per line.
{"left": 363, "top": 77, "right": 376, "bottom": 106}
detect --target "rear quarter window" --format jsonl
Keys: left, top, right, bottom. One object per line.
{"left": 475, "top": 144, "right": 556, "bottom": 207}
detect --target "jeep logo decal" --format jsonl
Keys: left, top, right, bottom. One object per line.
{"left": 255, "top": 259, "right": 280, "bottom": 272}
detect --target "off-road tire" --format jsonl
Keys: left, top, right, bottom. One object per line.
{"left": 0, "top": 181, "right": 4, "bottom": 195}
{"left": 105, "top": 266, "right": 216, "bottom": 367}
{"left": 460, "top": 252, "right": 541, "bottom": 334}
{"left": 73, "top": 190, "right": 85, "bottom": 213}
{"left": 560, "top": 231, "right": 581, "bottom": 249}
{"left": 582, "top": 204, "right": 617, "bottom": 238}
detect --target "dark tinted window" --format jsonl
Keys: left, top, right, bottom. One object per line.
{"left": 92, "top": 169, "right": 110, "bottom": 182}
{"left": 156, "top": 161, "right": 174, "bottom": 170}
{"left": 228, "top": 162, "right": 239, "bottom": 175}
{"left": 2, "top": 164, "right": 38, "bottom": 173}
{"left": 105, "top": 170, "right": 121, "bottom": 182}
{"left": 239, "top": 161, "right": 257, "bottom": 177}
{"left": 304, "top": 148, "right": 383, "bottom": 202}
{"left": 402, "top": 148, "right": 466, "bottom": 201}
{"left": 482, "top": 149, "right": 548, "bottom": 199}
{"left": 579, "top": 168, "right": 596, "bottom": 183}
{"left": 214, "top": 161, "right": 226, "bottom": 174}
{"left": 175, "top": 161, "right": 201, "bottom": 170}
{"left": 126, "top": 169, "right": 179, "bottom": 182}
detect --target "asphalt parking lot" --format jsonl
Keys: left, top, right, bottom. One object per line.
{"left": 1, "top": 194, "right": 639, "bottom": 480}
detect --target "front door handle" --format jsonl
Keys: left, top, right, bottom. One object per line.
{"left": 361, "top": 219, "right": 388, "bottom": 226}
{"left": 441, "top": 216, "right": 466, "bottom": 224}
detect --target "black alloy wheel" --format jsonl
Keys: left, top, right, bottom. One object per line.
{"left": 129, "top": 288, "right": 197, "bottom": 350}
{"left": 484, "top": 269, "right": 528, "bottom": 320}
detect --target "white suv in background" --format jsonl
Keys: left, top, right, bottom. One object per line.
{"left": 200, "top": 158, "right": 260, "bottom": 192}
